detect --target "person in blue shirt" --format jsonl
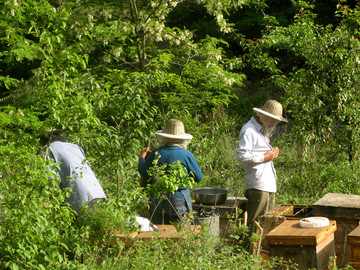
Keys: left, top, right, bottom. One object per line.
{"left": 138, "top": 119, "right": 202, "bottom": 224}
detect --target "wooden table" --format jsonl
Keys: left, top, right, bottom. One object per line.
{"left": 108, "top": 225, "right": 201, "bottom": 247}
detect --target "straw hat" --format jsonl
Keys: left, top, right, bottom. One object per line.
{"left": 253, "top": 100, "right": 288, "bottom": 122}
{"left": 155, "top": 119, "right": 193, "bottom": 141}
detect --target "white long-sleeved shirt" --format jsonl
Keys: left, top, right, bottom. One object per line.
{"left": 236, "top": 117, "right": 277, "bottom": 193}
{"left": 49, "top": 142, "right": 106, "bottom": 212}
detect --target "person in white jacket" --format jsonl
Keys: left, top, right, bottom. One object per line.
{"left": 236, "top": 100, "right": 288, "bottom": 230}
{"left": 42, "top": 130, "right": 106, "bottom": 214}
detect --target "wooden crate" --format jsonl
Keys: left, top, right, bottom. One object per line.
{"left": 313, "top": 193, "right": 360, "bottom": 267}
{"left": 347, "top": 225, "right": 360, "bottom": 269}
{"left": 258, "top": 205, "right": 313, "bottom": 250}
{"left": 265, "top": 219, "right": 337, "bottom": 270}
{"left": 313, "top": 193, "right": 360, "bottom": 219}
{"left": 265, "top": 205, "right": 313, "bottom": 219}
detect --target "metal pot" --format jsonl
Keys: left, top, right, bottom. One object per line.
{"left": 191, "top": 187, "right": 229, "bottom": 205}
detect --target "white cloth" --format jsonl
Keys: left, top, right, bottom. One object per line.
{"left": 236, "top": 117, "right": 277, "bottom": 192}
{"left": 135, "top": 217, "right": 159, "bottom": 232}
{"left": 49, "top": 142, "right": 106, "bottom": 212}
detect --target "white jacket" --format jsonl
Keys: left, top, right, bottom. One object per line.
{"left": 236, "top": 117, "right": 277, "bottom": 193}
{"left": 49, "top": 141, "right": 106, "bottom": 212}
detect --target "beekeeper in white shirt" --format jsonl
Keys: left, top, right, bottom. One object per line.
{"left": 236, "top": 100, "right": 288, "bottom": 230}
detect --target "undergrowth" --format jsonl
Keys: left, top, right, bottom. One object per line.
{"left": 83, "top": 224, "right": 298, "bottom": 270}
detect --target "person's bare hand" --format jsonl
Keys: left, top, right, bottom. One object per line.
{"left": 264, "top": 147, "right": 279, "bottom": 161}
{"left": 272, "top": 147, "right": 279, "bottom": 158}
{"left": 139, "top": 147, "right": 151, "bottom": 159}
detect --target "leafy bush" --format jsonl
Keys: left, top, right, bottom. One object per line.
{"left": 0, "top": 144, "right": 83, "bottom": 269}
{"left": 146, "top": 155, "right": 196, "bottom": 197}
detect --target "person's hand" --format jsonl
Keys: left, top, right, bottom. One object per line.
{"left": 139, "top": 147, "right": 151, "bottom": 159}
{"left": 264, "top": 147, "right": 279, "bottom": 162}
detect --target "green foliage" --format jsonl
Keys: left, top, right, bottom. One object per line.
{"left": 77, "top": 190, "right": 147, "bottom": 244}
{"left": 190, "top": 113, "right": 245, "bottom": 195}
{"left": 0, "top": 144, "right": 83, "bottom": 269}
{"left": 1, "top": 0, "right": 247, "bottom": 195}
{"left": 275, "top": 133, "right": 360, "bottom": 206}
{"left": 241, "top": 0, "right": 360, "bottom": 163}
{"left": 146, "top": 153, "right": 196, "bottom": 197}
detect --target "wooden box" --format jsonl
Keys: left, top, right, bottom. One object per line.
{"left": 313, "top": 193, "right": 360, "bottom": 266}
{"left": 192, "top": 196, "right": 247, "bottom": 238}
{"left": 265, "top": 219, "right": 337, "bottom": 270}
{"left": 258, "top": 205, "right": 313, "bottom": 250}
{"left": 347, "top": 225, "right": 360, "bottom": 269}
{"left": 259, "top": 205, "right": 313, "bottom": 227}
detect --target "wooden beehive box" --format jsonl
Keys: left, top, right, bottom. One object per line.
{"left": 258, "top": 205, "right": 313, "bottom": 250}
{"left": 265, "top": 219, "right": 337, "bottom": 270}
{"left": 313, "top": 193, "right": 360, "bottom": 267}
{"left": 347, "top": 225, "right": 360, "bottom": 269}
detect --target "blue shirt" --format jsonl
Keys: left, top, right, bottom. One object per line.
{"left": 138, "top": 145, "right": 203, "bottom": 189}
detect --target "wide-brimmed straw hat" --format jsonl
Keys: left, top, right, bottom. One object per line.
{"left": 253, "top": 99, "right": 288, "bottom": 122}
{"left": 155, "top": 119, "right": 193, "bottom": 141}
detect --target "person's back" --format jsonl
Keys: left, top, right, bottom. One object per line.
{"left": 139, "top": 145, "right": 202, "bottom": 184}
{"left": 49, "top": 141, "right": 106, "bottom": 212}
{"left": 138, "top": 119, "right": 202, "bottom": 224}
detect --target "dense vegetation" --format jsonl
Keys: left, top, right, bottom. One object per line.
{"left": 1, "top": 0, "right": 360, "bottom": 268}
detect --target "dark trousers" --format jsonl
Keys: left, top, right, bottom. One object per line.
{"left": 149, "top": 193, "right": 188, "bottom": 225}
{"left": 245, "top": 189, "right": 275, "bottom": 229}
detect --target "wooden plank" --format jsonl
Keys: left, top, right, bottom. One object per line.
{"left": 348, "top": 225, "right": 360, "bottom": 263}
{"left": 269, "top": 235, "right": 335, "bottom": 270}
{"left": 265, "top": 220, "right": 337, "bottom": 246}
{"left": 349, "top": 262, "right": 360, "bottom": 270}
{"left": 267, "top": 205, "right": 294, "bottom": 216}
{"left": 315, "top": 234, "right": 336, "bottom": 270}
{"left": 266, "top": 205, "right": 313, "bottom": 218}
{"left": 258, "top": 214, "right": 286, "bottom": 250}
{"left": 136, "top": 225, "right": 180, "bottom": 239}
{"left": 328, "top": 218, "right": 359, "bottom": 266}
{"left": 109, "top": 225, "right": 201, "bottom": 247}
{"left": 348, "top": 225, "right": 360, "bottom": 245}
{"left": 334, "top": 242, "right": 352, "bottom": 264}
{"left": 352, "top": 247, "right": 360, "bottom": 262}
